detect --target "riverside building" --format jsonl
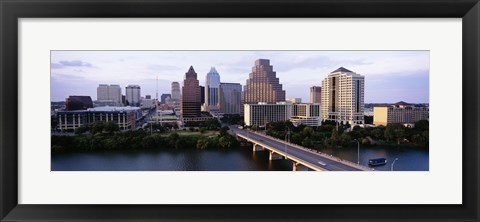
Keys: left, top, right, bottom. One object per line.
{"left": 321, "top": 67, "right": 365, "bottom": 125}
{"left": 373, "top": 101, "right": 429, "bottom": 126}
{"left": 244, "top": 102, "right": 321, "bottom": 127}
{"left": 56, "top": 106, "right": 142, "bottom": 132}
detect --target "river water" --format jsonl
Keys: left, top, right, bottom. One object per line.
{"left": 51, "top": 146, "right": 428, "bottom": 171}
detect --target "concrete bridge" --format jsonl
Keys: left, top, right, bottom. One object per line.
{"left": 230, "top": 126, "right": 372, "bottom": 171}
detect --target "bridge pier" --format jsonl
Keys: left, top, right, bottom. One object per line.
{"left": 269, "top": 151, "right": 283, "bottom": 160}
{"left": 293, "top": 162, "right": 309, "bottom": 171}
{"left": 252, "top": 143, "right": 264, "bottom": 151}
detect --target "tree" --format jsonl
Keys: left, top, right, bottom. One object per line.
{"left": 302, "top": 126, "right": 314, "bottom": 137}
{"left": 415, "top": 120, "right": 429, "bottom": 131}
{"left": 301, "top": 137, "right": 313, "bottom": 148}
{"left": 219, "top": 135, "right": 234, "bottom": 148}
{"left": 384, "top": 125, "right": 395, "bottom": 142}
{"left": 330, "top": 128, "right": 339, "bottom": 141}
{"left": 371, "top": 128, "right": 383, "bottom": 139}
{"left": 74, "top": 125, "right": 89, "bottom": 135}
{"left": 167, "top": 132, "right": 179, "bottom": 147}
{"left": 104, "top": 121, "right": 119, "bottom": 133}
{"left": 219, "top": 126, "right": 229, "bottom": 137}
{"left": 196, "top": 138, "right": 209, "bottom": 150}
{"left": 394, "top": 128, "right": 406, "bottom": 144}
{"left": 339, "top": 133, "right": 352, "bottom": 146}
{"left": 91, "top": 122, "right": 105, "bottom": 134}
{"left": 141, "top": 136, "right": 156, "bottom": 149}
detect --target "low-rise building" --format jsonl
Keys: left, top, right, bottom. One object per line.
{"left": 286, "top": 98, "right": 302, "bottom": 104}
{"left": 56, "top": 106, "right": 142, "bottom": 132}
{"left": 141, "top": 99, "right": 155, "bottom": 109}
{"left": 373, "top": 101, "right": 429, "bottom": 126}
{"left": 290, "top": 103, "right": 321, "bottom": 126}
{"left": 244, "top": 102, "right": 292, "bottom": 127}
{"left": 244, "top": 102, "right": 321, "bottom": 127}
{"left": 66, "top": 95, "right": 93, "bottom": 111}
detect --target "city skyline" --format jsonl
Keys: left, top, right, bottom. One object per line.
{"left": 51, "top": 51, "right": 429, "bottom": 103}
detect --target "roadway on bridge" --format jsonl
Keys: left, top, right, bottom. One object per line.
{"left": 230, "top": 126, "right": 369, "bottom": 171}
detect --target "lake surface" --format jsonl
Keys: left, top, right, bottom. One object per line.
{"left": 51, "top": 145, "right": 428, "bottom": 171}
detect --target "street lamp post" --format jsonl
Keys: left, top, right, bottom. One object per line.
{"left": 391, "top": 158, "right": 399, "bottom": 171}
{"left": 284, "top": 127, "right": 289, "bottom": 159}
{"left": 356, "top": 139, "right": 360, "bottom": 165}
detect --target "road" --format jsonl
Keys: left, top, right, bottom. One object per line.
{"left": 230, "top": 126, "right": 371, "bottom": 171}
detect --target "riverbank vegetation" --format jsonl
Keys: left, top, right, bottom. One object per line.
{"left": 252, "top": 120, "right": 429, "bottom": 149}
{"left": 52, "top": 125, "right": 240, "bottom": 154}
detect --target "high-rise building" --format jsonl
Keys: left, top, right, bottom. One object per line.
{"left": 161, "top": 94, "right": 171, "bottom": 104}
{"left": 200, "top": 86, "right": 205, "bottom": 105}
{"left": 171, "top": 82, "right": 181, "bottom": 100}
{"left": 125, "top": 85, "right": 141, "bottom": 106}
{"left": 373, "top": 101, "right": 429, "bottom": 126}
{"left": 321, "top": 67, "right": 365, "bottom": 125}
{"left": 181, "top": 66, "right": 201, "bottom": 118}
{"left": 219, "top": 83, "right": 242, "bottom": 114}
{"left": 244, "top": 59, "right": 285, "bottom": 104}
{"left": 170, "top": 82, "right": 181, "bottom": 111}
{"left": 310, "top": 86, "right": 322, "bottom": 104}
{"left": 204, "top": 67, "right": 220, "bottom": 111}
{"left": 97, "top": 84, "right": 121, "bottom": 104}
{"left": 145, "top": 95, "right": 151, "bottom": 99}
{"left": 65, "top": 95, "right": 93, "bottom": 111}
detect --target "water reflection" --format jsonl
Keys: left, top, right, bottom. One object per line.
{"left": 51, "top": 146, "right": 428, "bottom": 171}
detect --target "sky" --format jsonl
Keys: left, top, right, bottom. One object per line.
{"left": 51, "top": 51, "right": 429, "bottom": 103}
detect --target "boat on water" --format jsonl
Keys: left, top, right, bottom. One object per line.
{"left": 368, "top": 158, "right": 387, "bottom": 166}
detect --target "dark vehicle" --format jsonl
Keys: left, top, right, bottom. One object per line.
{"left": 368, "top": 158, "right": 387, "bottom": 166}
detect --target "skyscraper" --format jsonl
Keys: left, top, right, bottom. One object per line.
{"left": 181, "top": 66, "right": 201, "bottom": 118}
{"left": 170, "top": 82, "right": 181, "bottom": 109}
{"left": 171, "top": 82, "right": 181, "bottom": 100}
{"left": 310, "top": 86, "right": 322, "bottom": 104}
{"left": 321, "top": 67, "right": 365, "bottom": 125}
{"left": 97, "top": 84, "right": 121, "bottom": 104}
{"left": 219, "top": 83, "right": 242, "bottom": 114}
{"left": 204, "top": 67, "right": 220, "bottom": 111}
{"left": 200, "top": 86, "right": 205, "bottom": 105}
{"left": 125, "top": 85, "right": 141, "bottom": 106}
{"left": 244, "top": 59, "right": 285, "bottom": 104}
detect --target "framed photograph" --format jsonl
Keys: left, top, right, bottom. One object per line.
{"left": 1, "top": 0, "right": 479, "bottom": 221}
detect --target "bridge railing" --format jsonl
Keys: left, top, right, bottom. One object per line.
{"left": 241, "top": 129, "right": 373, "bottom": 171}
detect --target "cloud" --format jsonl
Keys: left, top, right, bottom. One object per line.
{"left": 146, "top": 64, "right": 182, "bottom": 71}
{"left": 51, "top": 60, "right": 93, "bottom": 69}
{"left": 51, "top": 73, "right": 85, "bottom": 81}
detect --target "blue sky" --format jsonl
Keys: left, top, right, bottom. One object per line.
{"left": 51, "top": 51, "right": 429, "bottom": 103}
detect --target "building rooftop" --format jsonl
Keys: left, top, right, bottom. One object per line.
{"left": 88, "top": 106, "right": 141, "bottom": 112}
{"left": 331, "top": 67, "right": 353, "bottom": 73}
{"left": 393, "top": 101, "right": 412, "bottom": 106}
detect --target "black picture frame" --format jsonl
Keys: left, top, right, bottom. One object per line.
{"left": 1, "top": 0, "right": 479, "bottom": 221}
